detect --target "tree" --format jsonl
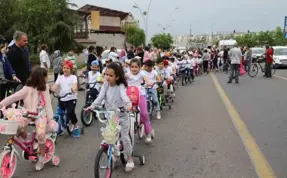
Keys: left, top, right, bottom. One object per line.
{"left": 0, "top": 0, "right": 83, "bottom": 53}
{"left": 123, "top": 25, "right": 145, "bottom": 47}
{"left": 151, "top": 33, "right": 173, "bottom": 50}
{"left": 0, "top": 0, "right": 21, "bottom": 40}
{"left": 233, "top": 27, "right": 287, "bottom": 47}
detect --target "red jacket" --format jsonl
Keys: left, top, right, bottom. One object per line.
{"left": 266, "top": 48, "right": 273, "bottom": 64}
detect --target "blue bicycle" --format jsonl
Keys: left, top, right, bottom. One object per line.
{"left": 51, "top": 91, "right": 84, "bottom": 137}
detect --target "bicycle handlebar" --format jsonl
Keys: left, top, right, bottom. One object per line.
{"left": 0, "top": 78, "right": 20, "bottom": 84}
{"left": 92, "top": 107, "right": 125, "bottom": 124}
{"left": 50, "top": 90, "right": 73, "bottom": 99}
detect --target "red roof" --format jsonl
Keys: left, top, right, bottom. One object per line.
{"left": 78, "top": 4, "right": 129, "bottom": 20}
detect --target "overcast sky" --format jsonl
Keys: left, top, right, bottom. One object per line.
{"left": 71, "top": 0, "right": 287, "bottom": 38}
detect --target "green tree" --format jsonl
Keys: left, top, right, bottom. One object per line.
{"left": 151, "top": 33, "right": 173, "bottom": 50}
{"left": 0, "top": 0, "right": 83, "bottom": 53}
{"left": 123, "top": 25, "right": 145, "bottom": 47}
{"left": 0, "top": 0, "right": 20, "bottom": 40}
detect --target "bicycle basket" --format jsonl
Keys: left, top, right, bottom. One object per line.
{"left": 102, "top": 126, "right": 121, "bottom": 144}
{"left": 0, "top": 119, "right": 19, "bottom": 135}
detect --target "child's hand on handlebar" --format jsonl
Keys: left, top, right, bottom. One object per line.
{"left": 84, "top": 105, "right": 93, "bottom": 111}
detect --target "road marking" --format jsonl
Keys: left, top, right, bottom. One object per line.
{"left": 274, "top": 75, "right": 287, "bottom": 81}
{"left": 210, "top": 73, "right": 276, "bottom": 178}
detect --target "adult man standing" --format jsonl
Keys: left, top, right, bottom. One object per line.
{"left": 265, "top": 45, "right": 273, "bottom": 78}
{"left": 39, "top": 44, "right": 51, "bottom": 70}
{"left": 227, "top": 43, "right": 242, "bottom": 84}
{"left": 7, "top": 31, "right": 31, "bottom": 84}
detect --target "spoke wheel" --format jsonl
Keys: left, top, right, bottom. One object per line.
{"left": 248, "top": 63, "right": 258, "bottom": 77}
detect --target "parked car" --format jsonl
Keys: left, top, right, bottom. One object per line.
{"left": 272, "top": 46, "right": 287, "bottom": 67}
{"left": 251, "top": 47, "right": 265, "bottom": 58}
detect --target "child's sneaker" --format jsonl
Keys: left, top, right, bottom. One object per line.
{"left": 125, "top": 160, "right": 135, "bottom": 172}
{"left": 73, "top": 128, "right": 81, "bottom": 138}
{"left": 145, "top": 134, "right": 152, "bottom": 144}
{"left": 35, "top": 156, "right": 45, "bottom": 171}
{"left": 156, "top": 111, "right": 161, "bottom": 120}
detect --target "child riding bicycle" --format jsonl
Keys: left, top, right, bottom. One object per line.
{"left": 51, "top": 60, "right": 79, "bottom": 138}
{"left": 85, "top": 62, "right": 135, "bottom": 172}
{"left": 0, "top": 67, "right": 58, "bottom": 171}
{"left": 126, "top": 58, "right": 153, "bottom": 143}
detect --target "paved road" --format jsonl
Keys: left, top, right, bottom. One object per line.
{"left": 2, "top": 70, "right": 287, "bottom": 177}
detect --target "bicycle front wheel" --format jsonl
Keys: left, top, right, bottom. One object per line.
{"left": 248, "top": 63, "right": 259, "bottom": 77}
{"left": 94, "top": 147, "right": 112, "bottom": 178}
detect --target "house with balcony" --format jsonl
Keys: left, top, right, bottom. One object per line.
{"left": 73, "top": 4, "right": 136, "bottom": 49}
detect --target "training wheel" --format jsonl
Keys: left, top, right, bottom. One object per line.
{"left": 169, "top": 105, "right": 171, "bottom": 110}
{"left": 151, "top": 129, "right": 155, "bottom": 139}
{"left": 81, "top": 127, "right": 84, "bottom": 134}
{"left": 139, "top": 155, "right": 145, "bottom": 165}
{"left": 52, "top": 155, "right": 60, "bottom": 166}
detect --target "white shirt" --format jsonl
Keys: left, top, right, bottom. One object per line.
{"left": 127, "top": 71, "right": 146, "bottom": 95}
{"left": 55, "top": 75, "right": 77, "bottom": 101}
{"left": 142, "top": 70, "right": 158, "bottom": 88}
{"left": 185, "top": 59, "right": 192, "bottom": 69}
{"left": 166, "top": 66, "right": 173, "bottom": 75}
{"left": 88, "top": 71, "right": 102, "bottom": 91}
{"left": 40, "top": 50, "right": 51, "bottom": 69}
{"left": 190, "top": 58, "right": 195, "bottom": 69}
{"left": 108, "top": 51, "right": 119, "bottom": 62}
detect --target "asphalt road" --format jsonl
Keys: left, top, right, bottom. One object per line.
{"left": 2, "top": 69, "right": 287, "bottom": 177}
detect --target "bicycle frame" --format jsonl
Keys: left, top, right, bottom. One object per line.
{"left": 3, "top": 131, "right": 38, "bottom": 163}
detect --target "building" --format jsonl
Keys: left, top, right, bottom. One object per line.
{"left": 73, "top": 4, "right": 132, "bottom": 49}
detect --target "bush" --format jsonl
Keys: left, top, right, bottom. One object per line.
{"left": 30, "top": 53, "right": 40, "bottom": 66}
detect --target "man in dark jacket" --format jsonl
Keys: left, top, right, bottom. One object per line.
{"left": 7, "top": 31, "right": 31, "bottom": 84}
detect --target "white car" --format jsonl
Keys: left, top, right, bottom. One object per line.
{"left": 272, "top": 46, "right": 287, "bottom": 67}
{"left": 251, "top": 47, "right": 265, "bottom": 58}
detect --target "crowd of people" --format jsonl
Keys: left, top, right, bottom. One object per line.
{"left": 0, "top": 29, "right": 275, "bottom": 175}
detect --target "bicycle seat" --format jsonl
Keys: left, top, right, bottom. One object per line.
{"left": 28, "top": 122, "right": 35, "bottom": 126}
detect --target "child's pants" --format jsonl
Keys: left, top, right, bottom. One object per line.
{"left": 139, "top": 95, "right": 152, "bottom": 134}
{"left": 119, "top": 114, "right": 133, "bottom": 156}
{"left": 149, "top": 88, "right": 160, "bottom": 111}
{"left": 18, "top": 117, "right": 58, "bottom": 144}
{"left": 59, "top": 100, "right": 78, "bottom": 124}
{"left": 35, "top": 117, "right": 58, "bottom": 144}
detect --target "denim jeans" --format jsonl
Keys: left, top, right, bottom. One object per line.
{"left": 147, "top": 88, "right": 160, "bottom": 111}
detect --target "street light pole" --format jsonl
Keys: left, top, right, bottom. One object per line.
{"left": 132, "top": 0, "right": 153, "bottom": 46}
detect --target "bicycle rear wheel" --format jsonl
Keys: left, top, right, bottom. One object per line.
{"left": 248, "top": 63, "right": 258, "bottom": 77}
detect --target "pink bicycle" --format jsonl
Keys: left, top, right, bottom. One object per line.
{"left": 0, "top": 110, "right": 60, "bottom": 178}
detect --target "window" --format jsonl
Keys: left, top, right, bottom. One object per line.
{"left": 274, "top": 48, "right": 287, "bottom": 56}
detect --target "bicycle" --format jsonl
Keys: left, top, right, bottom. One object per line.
{"left": 0, "top": 108, "right": 60, "bottom": 178}
{"left": 157, "top": 81, "right": 172, "bottom": 110}
{"left": 248, "top": 56, "right": 276, "bottom": 77}
{"left": 50, "top": 91, "right": 84, "bottom": 136}
{"left": 81, "top": 81, "right": 103, "bottom": 127}
{"left": 0, "top": 78, "right": 23, "bottom": 109}
{"left": 92, "top": 108, "right": 145, "bottom": 178}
